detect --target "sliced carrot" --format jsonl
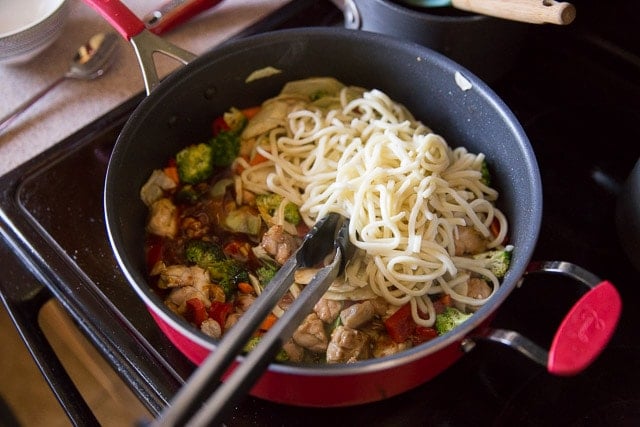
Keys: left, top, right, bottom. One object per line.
{"left": 433, "top": 293, "right": 452, "bottom": 315}
{"left": 490, "top": 217, "right": 510, "bottom": 244}
{"left": 259, "top": 313, "right": 277, "bottom": 331}
{"left": 241, "top": 106, "right": 261, "bottom": 120}
{"left": 439, "top": 293, "right": 452, "bottom": 307}
{"left": 235, "top": 152, "right": 269, "bottom": 175}
{"left": 232, "top": 154, "right": 248, "bottom": 175}
{"left": 163, "top": 166, "right": 180, "bottom": 185}
{"left": 490, "top": 217, "right": 500, "bottom": 237}
{"left": 237, "top": 281, "right": 254, "bottom": 294}
{"left": 249, "top": 152, "right": 269, "bottom": 166}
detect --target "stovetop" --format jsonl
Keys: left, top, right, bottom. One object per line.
{"left": 1, "top": 0, "right": 639, "bottom": 425}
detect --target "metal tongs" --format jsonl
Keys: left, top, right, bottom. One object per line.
{"left": 150, "top": 213, "right": 353, "bottom": 427}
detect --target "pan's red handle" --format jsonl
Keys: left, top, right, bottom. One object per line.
{"left": 469, "top": 261, "right": 622, "bottom": 376}
{"left": 83, "top": 0, "right": 198, "bottom": 94}
{"left": 548, "top": 280, "right": 621, "bottom": 375}
{"left": 145, "top": 0, "right": 224, "bottom": 35}
{"left": 82, "top": 0, "right": 146, "bottom": 40}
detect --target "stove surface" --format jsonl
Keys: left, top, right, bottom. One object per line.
{"left": 1, "top": 1, "right": 639, "bottom": 425}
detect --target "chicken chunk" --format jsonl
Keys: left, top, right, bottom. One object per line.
{"left": 236, "top": 294, "right": 256, "bottom": 312}
{"left": 180, "top": 216, "right": 210, "bottom": 239}
{"left": 146, "top": 197, "right": 179, "bottom": 238}
{"left": 326, "top": 326, "right": 371, "bottom": 363}
{"left": 372, "top": 335, "right": 411, "bottom": 359}
{"left": 164, "top": 286, "right": 209, "bottom": 315}
{"left": 292, "top": 313, "right": 328, "bottom": 353}
{"left": 282, "top": 339, "right": 305, "bottom": 363}
{"left": 261, "top": 224, "right": 299, "bottom": 265}
{"left": 370, "top": 297, "right": 391, "bottom": 317}
{"left": 467, "top": 277, "right": 492, "bottom": 300}
{"left": 156, "top": 265, "right": 210, "bottom": 292}
{"left": 294, "top": 267, "right": 320, "bottom": 285}
{"left": 224, "top": 312, "right": 241, "bottom": 331}
{"left": 454, "top": 226, "right": 489, "bottom": 256}
{"left": 340, "top": 301, "right": 375, "bottom": 329}
{"left": 200, "top": 318, "right": 222, "bottom": 339}
{"left": 314, "top": 298, "right": 342, "bottom": 323}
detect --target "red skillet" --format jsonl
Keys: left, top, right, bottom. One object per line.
{"left": 84, "top": 0, "right": 622, "bottom": 407}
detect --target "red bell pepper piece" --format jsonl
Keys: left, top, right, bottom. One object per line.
{"left": 385, "top": 303, "right": 438, "bottom": 345}
{"left": 209, "top": 301, "right": 233, "bottom": 331}
{"left": 212, "top": 116, "right": 230, "bottom": 135}
{"left": 412, "top": 326, "right": 438, "bottom": 345}
{"left": 223, "top": 239, "right": 251, "bottom": 262}
{"left": 384, "top": 303, "right": 415, "bottom": 343}
{"left": 240, "top": 106, "right": 261, "bottom": 120}
{"left": 186, "top": 298, "right": 208, "bottom": 328}
{"left": 145, "top": 235, "right": 164, "bottom": 271}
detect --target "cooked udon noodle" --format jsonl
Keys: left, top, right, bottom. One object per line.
{"left": 235, "top": 78, "right": 508, "bottom": 327}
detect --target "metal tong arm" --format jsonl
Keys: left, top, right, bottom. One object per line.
{"left": 152, "top": 213, "right": 350, "bottom": 426}
{"left": 186, "top": 235, "right": 348, "bottom": 426}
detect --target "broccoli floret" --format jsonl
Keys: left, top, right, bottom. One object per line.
{"left": 186, "top": 240, "right": 249, "bottom": 299}
{"left": 208, "top": 259, "right": 249, "bottom": 300}
{"left": 480, "top": 160, "right": 491, "bottom": 186}
{"left": 255, "top": 193, "right": 302, "bottom": 226}
{"left": 176, "top": 143, "right": 214, "bottom": 184}
{"left": 174, "top": 184, "right": 206, "bottom": 205}
{"left": 243, "top": 336, "right": 261, "bottom": 353}
{"left": 256, "top": 260, "right": 278, "bottom": 287}
{"left": 209, "top": 130, "right": 241, "bottom": 167}
{"left": 435, "top": 307, "right": 473, "bottom": 335}
{"left": 184, "top": 240, "right": 225, "bottom": 267}
{"left": 473, "top": 246, "right": 513, "bottom": 279}
{"left": 243, "top": 336, "right": 289, "bottom": 362}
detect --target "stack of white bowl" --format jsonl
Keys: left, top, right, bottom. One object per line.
{"left": 0, "top": 0, "right": 69, "bottom": 65}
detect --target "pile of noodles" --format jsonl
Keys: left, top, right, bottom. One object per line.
{"left": 235, "top": 80, "right": 508, "bottom": 327}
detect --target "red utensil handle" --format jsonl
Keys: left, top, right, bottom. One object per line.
{"left": 477, "top": 261, "right": 622, "bottom": 376}
{"left": 145, "top": 0, "right": 223, "bottom": 35}
{"left": 82, "top": 0, "right": 146, "bottom": 40}
{"left": 548, "top": 280, "right": 622, "bottom": 375}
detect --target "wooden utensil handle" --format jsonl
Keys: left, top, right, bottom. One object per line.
{"left": 451, "top": 0, "right": 576, "bottom": 25}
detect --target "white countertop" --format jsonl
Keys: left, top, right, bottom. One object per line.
{"left": 0, "top": 0, "right": 291, "bottom": 176}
